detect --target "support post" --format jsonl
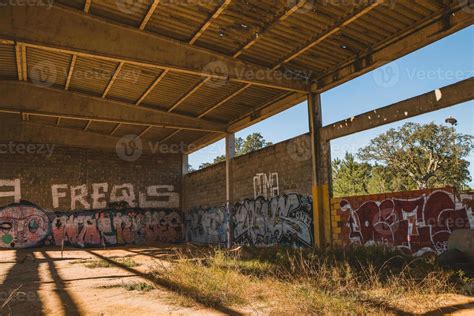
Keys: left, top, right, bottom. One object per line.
{"left": 308, "top": 93, "right": 332, "bottom": 249}
{"left": 181, "top": 154, "right": 188, "bottom": 242}
{"left": 182, "top": 154, "right": 189, "bottom": 176}
{"left": 225, "top": 133, "right": 235, "bottom": 248}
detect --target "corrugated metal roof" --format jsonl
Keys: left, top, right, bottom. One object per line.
{"left": 1, "top": 0, "right": 467, "bottom": 150}
{"left": 68, "top": 56, "right": 117, "bottom": 96}
{"left": 0, "top": 44, "right": 17, "bottom": 79}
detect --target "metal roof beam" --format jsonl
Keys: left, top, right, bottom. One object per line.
{"left": 189, "top": 0, "right": 232, "bottom": 45}
{"left": 272, "top": 0, "right": 383, "bottom": 70}
{"left": 140, "top": 0, "right": 160, "bottom": 30}
{"left": 233, "top": 1, "right": 307, "bottom": 58}
{"left": 0, "top": 81, "right": 227, "bottom": 133}
{"left": 0, "top": 121, "right": 139, "bottom": 152}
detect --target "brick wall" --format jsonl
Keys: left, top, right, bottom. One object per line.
{"left": 331, "top": 188, "right": 474, "bottom": 255}
{"left": 0, "top": 145, "right": 182, "bottom": 210}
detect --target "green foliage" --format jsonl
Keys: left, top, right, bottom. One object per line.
{"left": 366, "top": 164, "right": 416, "bottom": 194}
{"left": 198, "top": 155, "right": 225, "bottom": 169}
{"left": 199, "top": 133, "right": 272, "bottom": 169}
{"left": 238, "top": 132, "right": 273, "bottom": 155}
{"left": 333, "top": 122, "right": 473, "bottom": 196}
{"left": 332, "top": 153, "right": 371, "bottom": 196}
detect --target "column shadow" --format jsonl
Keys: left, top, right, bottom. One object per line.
{"left": 0, "top": 249, "right": 43, "bottom": 315}
{"left": 40, "top": 251, "right": 81, "bottom": 316}
{"left": 87, "top": 250, "right": 244, "bottom": 316}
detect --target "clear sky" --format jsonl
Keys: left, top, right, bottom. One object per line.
{"left": 189, "top": 26, "right": 474, "bottom": 187}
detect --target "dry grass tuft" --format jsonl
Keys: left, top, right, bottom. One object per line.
{"left": 70, "top": 256, "right": 139, "bottom": 268}
{"left": 149, "top": 246, "right": 473, "bottom": 314}
{"left": 99, "top": 281, "right": 155, "bottom": 292}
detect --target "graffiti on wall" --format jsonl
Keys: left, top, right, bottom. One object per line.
{"left": 185, "top": 194, "right": 313, "bottom": 247}
{"left": 233, "top": 193, "right": 313, "bottom": 247}
{"left": 0, "top": 179, "right": 180, "bottom": 210}
{"left": 0, "top": 202, "right": 183, "bottom": 249}
{"left": 339, "top": 190, "right": 474, "bottom": 255}
{"left": 0, "top": 179, "right": 21, "bottom": 203}
{"left": 185, "top": 206, "right": 228, "bottom": 245}
{"left": 253, "top": 173, "right": 279, "bottom": 199}
{"left": 0, "top": 203, "right": 49, "bottom": 248}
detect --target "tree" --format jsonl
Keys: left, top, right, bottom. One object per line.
{"left": 332, "top": 152, "right": 372, "bottom": 197}
{"left": 199, "top": 133, "right": 273, "bottom": 169}
{"left": 366, "top": 164, "right": 415, "bottom": 194}
{"left": 239, "top": 133, "right": 272, "bottom": 155}
{"left": 187, "top": 164, "right": 195, "bottom": 173}
{"left": 358, "top": 122, "right": 473, "bottom": 190}
{"left": 199, "top": 156, "right": 225, "bottom": 169}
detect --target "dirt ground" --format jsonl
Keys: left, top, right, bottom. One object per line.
{"left": 0, "top": 246, "right": 243, "bottom": 315}
{"left": 0, "top": 245, "right": 473, "bottom": 316}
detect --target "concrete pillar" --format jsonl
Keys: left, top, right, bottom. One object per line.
{"left": 308, "top": 93, "right": 332, "bottom": 249}
{"left": 225, "top": 133, "right": 235, "bottom": 247}
{"left": 182, "top": 153, "right": 189, "bottom": 176}
{"left": 181, "top": 153, "right": 188, "bottom": 242}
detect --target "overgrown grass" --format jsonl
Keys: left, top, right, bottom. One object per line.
{"left": 150, "top": 246, "right": 473, "bottom": 314}
{"left": 70, "top": 256, "right": 139, "bottom": 268}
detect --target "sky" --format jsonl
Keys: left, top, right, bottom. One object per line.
{"left": 189, "top": 26, "right": 474, "bottom": 187}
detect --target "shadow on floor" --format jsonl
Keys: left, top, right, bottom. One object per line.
{"left": 0, "top": 249, "right": 82, "bottom": 315}
{"left": 86, "top": 250, "right": 244, "bottom": 316}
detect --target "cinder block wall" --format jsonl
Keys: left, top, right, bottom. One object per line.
{"left": 0, "top": 146, "right": 182, "bottom": 210}
{"left": 233, "top": 135, "right": 312, "bottom": 201}
{"left": 183, "top": 162, "right": 226, "bottom": 210}
{"left": 184, "top": 133, "right": 313, "bottom": 209}
{"left": 331, "top": 188, "right": 474, "bottom": 255}
{"left": 183, "top": 134, "right": 315, "bottom": 247}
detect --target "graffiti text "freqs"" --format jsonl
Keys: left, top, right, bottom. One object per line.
{"left": 52, "top": 183, "right": 179, "bottom": 210}
{"left": 0, "top": 179, "right": 179, "bottom": 210}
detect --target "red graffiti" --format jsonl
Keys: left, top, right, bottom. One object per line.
{"left": 0, "top": 202, "right": 184, "bottom": 248}
{"left": 339, "top": 190, "right": 473, "bottom": 255}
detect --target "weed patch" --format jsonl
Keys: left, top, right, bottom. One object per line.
{"left": 70, "top": 256, "right": 139, "bottom": 268}
{"left": 98, "top": 282, "right": 154, "bottom": 292}
{"left": 149, "top": 246, "right": 473, "bottom": 314}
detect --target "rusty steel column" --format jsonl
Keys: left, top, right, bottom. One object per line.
{"left": 225, "top": 133, "right": 235, "bottom": 248}
{"left": 308, "top": 92, "right": 332, "bottom": 249}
